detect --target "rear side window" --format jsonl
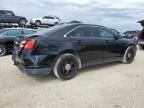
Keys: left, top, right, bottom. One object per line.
{"left": 6, "top": 30, "right": 23, "bottom": 37}
{"left": 0, "top": 11, "right": 5, "bottom": 15}
{"left": 98, "top": 28, "right": 115, "bottom": 38}
{"left": 67, "top": 26, "right": 100, "bottom": 37}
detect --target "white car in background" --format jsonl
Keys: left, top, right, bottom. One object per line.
{"left": 30, "top": 16, "right": 61, "bottom": 26}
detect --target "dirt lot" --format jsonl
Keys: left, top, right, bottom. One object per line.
{"left": 0, "top": 49, "right": 144, "bottom": 108}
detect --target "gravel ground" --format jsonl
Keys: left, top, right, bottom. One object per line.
{"left": 0, "top": 49, "right": 144, "bottom": 108}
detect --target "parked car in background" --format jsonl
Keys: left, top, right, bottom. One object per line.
{"left": 30, "top": 16, "right": 61, "bottom": 26}
{"left": 123, "top": 31, "right": 140, "bottom": 45}
{"left": 138, "top": 30, "right": 144, "bottom": 49}
{"left": 110, "top": 29, "right": 120, "bottom": 35}
{"left": 12, "top": 23, "right": 137, "bottom": 80}
{"left": 0, "top": 28, "right": 36, "bottom": 56}
{"left": 138, "top": 20, "right": 144, "bottom": 49}
{"left": 0, "top": 10, "right": 27, "bottom": 26}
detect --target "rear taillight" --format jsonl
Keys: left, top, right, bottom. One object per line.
{"left": 20, "top": 39, "right": 36, "bottom": 50}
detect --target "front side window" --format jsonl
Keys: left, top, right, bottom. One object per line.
{"left": 6, "top": 30, "right": 23, "bottom": 37}
{"left": 98, "top": 28, "right": 115, "bottom": 38}
{"left": 67, "top": 26, "right": 100, "bottom": 37}
{"left": 43, "top": 16, "right": 54, "bottom": 19}
{"left": 5, "top": 11, "right": 14, "bottom": 16}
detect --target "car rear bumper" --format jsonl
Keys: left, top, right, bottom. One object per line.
{"left": 17, "top": 64, "right": 52, "bottom": 76}
{"left": 13, "top": 55, "right": 53, "bottom": 76}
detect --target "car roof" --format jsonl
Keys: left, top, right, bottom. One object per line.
{"left": 0, "top": 10, "right": 12, "bottom": 12}
{"left": 64, "top": 23, "right": 108, "bottom": 29}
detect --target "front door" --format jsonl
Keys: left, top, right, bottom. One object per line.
{"left": 98, "top": 27, "right": 122, "bottom": 60}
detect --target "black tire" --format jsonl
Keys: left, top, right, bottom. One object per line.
{"left": 53, "top": 54, "right": 79, "bottom": 80}
{"left": 19, "top": 19, "right": 27, "bottom": 26}
{"left": 14, "top": 60, "right": 18, "bottom": 65}
{"left": 54, "top": 22, "right": 59, "bottom": 25}
{"left": 0, "top": 44, "right": 7, "bottom": 56}
{"left": 122, "top": 46, "right": 136, "bottom": 64}
{"left": 35, "top": 20, "right": 41, "bottom": 26}
{"left": 139, "top": 45, "right": 144, "bottom": 50}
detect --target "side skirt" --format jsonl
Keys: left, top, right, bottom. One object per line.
{"left": 81, "top": 57, "right": 122, "bottom": 68}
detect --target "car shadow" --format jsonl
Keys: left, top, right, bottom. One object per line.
{"left": 33, "top": 62, "right": 121, "bottom": 82}
{"left": 79, "top": 62, "right": 121, "bottom": 74}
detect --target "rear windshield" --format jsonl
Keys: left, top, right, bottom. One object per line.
{"left": 0, "top": 29, "right": 7, "bottom": 34}
{"left": 35, "top": 24, "right": 69, "bottom": 36}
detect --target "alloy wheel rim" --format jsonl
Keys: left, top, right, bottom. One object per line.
{"left": 20, "top": 20, "right": 26, "bottom": 25}
{"left": 126, "top": 50, "right": 134, "bottom": 62}
{"left": 61, "top": 59, "right": 75, "bottom": 75}
{"left": 0, "top": 45, "right": 6, "bottom": 56}
{"left": 36, "top": 22, "right": 40, "bottom": 26}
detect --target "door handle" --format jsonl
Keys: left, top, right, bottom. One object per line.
{"left": 105, "top": 40, "right": 110, "bottom": 44}
{"left": 76, "top": 40, "right": 82, "bottom": 43}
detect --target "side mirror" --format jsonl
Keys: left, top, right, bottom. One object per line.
{"left": 115, "top": 35, "right": 121, "bottom": 40}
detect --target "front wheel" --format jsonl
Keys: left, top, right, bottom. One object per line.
{"left": 0, "top": 44, "right": 7, "bottom": 56}
{"left": 122, "top": 46, "right": 136, "bottom": 64}
{"left": 139, "top": 45, "right": 144, "bottom": 50}
{"left": 53, "top": 54, "right": 79, "bottom": 80}
{"left": 19, "top": 19, "right": 27, "bottom": 26}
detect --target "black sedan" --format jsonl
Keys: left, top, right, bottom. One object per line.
{"left": 12, "top": 23, "right": 137, "bottom": 80}
{"left": 0, "top": 28, "right": 36, "bottom": 56}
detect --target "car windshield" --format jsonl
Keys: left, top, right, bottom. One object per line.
{"left": 35, "top": 24, "right": 68, "bottom": 36}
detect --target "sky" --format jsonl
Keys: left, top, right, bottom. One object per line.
{"left": 0, "top": 0, "right": 144, "bottom": 32}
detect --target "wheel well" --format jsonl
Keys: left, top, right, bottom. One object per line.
{"left": 35, "top": 20, "right": 41, "bottom": 23}
{"left": 19, "top": 18, "right": 26, "bottom": 22}
{"left": 58, "top": 49, "right": 82, "bottom": 69}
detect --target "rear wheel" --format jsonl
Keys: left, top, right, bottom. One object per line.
{"left": 122, "top": 46, "right": 136, "bottom": 64}
{"left": 53, "top": 54, "right": 79, "bottom": 80}
{"left": 35, "top": 20, "right": 41, "bottom": 26}
{"left": 14, "top": 60, "right": 18, "bottom": 65}
{"left": 139, "top": 45, "right": 144, "bottom": 50}
{"left": 19, "top": 19, "right": 27, "bottom": 26}
{"left": 54, "top": 22, "right": 59, "bottom": 25}
{"left": 0, "top": 44, "right": 7, "bottom": 56}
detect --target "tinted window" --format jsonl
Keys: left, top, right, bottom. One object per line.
{"left": 47, "top": 17, "right": 54, "bottom": 19}
{"left": 98, "top": 28, "right": 115, "bottom": 38}
{"left": 0, "top": 11, "right": 5, "bottom": 15}
{"left": 5, "top": 11, "right": 13, "bottom": 16}
{"left": 23, "top": 30, "right": 36, "bottom": 35}
{"left": 6, "top": 30, "right": 22, "bottom": 37}
{"left": 43, "top": 16, "right": 54, "bottom": 19}
{"left": 67, "top": 26, "right": 100, "bottom": 37}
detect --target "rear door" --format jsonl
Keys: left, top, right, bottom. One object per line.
{"left": 0, "top": 11, "right": 5, "bottom": 22}
{"left": 67, "top": 26, "right": 103, "bottom": 64}
{"left": 4, "top": 11, "right": 16, "bottom": 23}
